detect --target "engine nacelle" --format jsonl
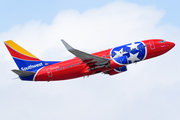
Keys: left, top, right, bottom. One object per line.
{"left": 109, "top": 56, "right": 128, "bottom": 69}
{"left": 104, "top": 66, "right": 127, "bottom": 76}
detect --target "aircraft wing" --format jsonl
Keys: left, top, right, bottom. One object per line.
{"left": 61, "top": 40, "right": 110, "bottom": 66}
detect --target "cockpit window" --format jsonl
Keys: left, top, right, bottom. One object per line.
{"left": 159, "top": 40, "right": 166, "bottom": 43}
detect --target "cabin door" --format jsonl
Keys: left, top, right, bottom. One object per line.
{"left": 47, "top": 68, "right": 53, "bottom": 77}
{"left": 149, "top": 41, "right": 155, "bottom": 50}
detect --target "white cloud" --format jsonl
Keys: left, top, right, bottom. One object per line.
{"left": 0, "top": 1, "right": 180, "bottom": 120}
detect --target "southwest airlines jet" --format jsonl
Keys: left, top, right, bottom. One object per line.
{"left": 4, "top": 39, "right": 175, "bottom": 81}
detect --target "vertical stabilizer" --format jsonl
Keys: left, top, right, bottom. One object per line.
{"left": 4, "top": 40, "right": 44, "bottom": 72}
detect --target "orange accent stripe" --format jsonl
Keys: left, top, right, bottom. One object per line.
{"left": 4, "top": 40, "right": 37, "bottom": 58}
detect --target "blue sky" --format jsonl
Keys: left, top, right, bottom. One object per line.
{"left": 0, "top": 0, "right": 180, "bottom": 120}
{"left": 1, "top": 0, "right": 180, "bottom": 32}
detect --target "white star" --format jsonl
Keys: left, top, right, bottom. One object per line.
{"left": 113, "top": 48, "right": 127, "bottom": 58}
{"left": 127, "top": 42, "right": 140, "bottom": 50}
{"left": 128, "top": 52, "right": 140, "bottom": 63}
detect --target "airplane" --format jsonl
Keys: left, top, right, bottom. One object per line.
{"left": 4, "top": 39, "right": 175, "bottom": 81}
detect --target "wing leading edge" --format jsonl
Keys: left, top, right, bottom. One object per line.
{"left": 61, "top": 40, "right": 110, "bottom": 67}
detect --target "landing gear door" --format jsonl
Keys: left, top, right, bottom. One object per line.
{"left": 149, "top": 41, "right": 155, "bottom": 50}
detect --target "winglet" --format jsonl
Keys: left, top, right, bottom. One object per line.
{"left": 61, "top": 39, "right": 74, "bottom": 52}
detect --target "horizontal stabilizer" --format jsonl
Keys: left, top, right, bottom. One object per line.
{"left": 12, "top": 69, "right": 35, "bottom": 77}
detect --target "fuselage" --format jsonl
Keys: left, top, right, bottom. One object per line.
{"left": 33, "top": 39, "right": 175, "bottom": 81}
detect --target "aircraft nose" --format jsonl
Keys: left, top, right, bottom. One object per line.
{"left": 167, "top": 41, "right": 175, "bottom": 49}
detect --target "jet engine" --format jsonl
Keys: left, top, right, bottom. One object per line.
{"left": 104, "top": 66, "right": 127, "bottom": 76}
{"left": 109, "top": 56, "right": 128, "bottom": 69}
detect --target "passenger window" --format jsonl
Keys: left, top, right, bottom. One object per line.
{"left": 75, "top": 64, "right": 77, "bottom": 66}
{"left": 63, "top": 67, "right": 64, "bottom": 69}
{"left": 70, "top": 65, "right": 72, "bottom": 67}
